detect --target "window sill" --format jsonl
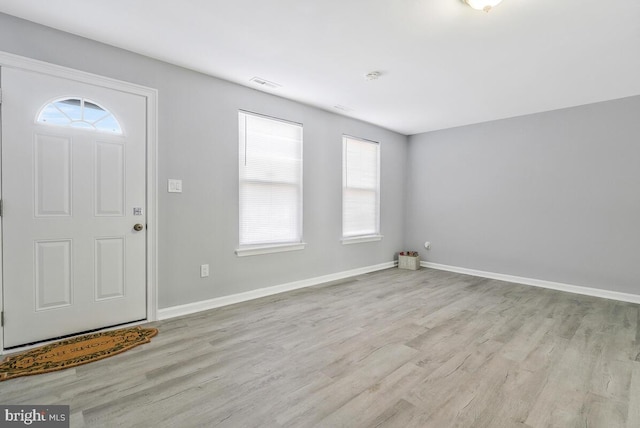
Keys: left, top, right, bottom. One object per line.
{"left": 235, "top": 242, "right": 307, "bottom": 257}
{"left": 341, "top": 235, "right": 384, "bottom": 245}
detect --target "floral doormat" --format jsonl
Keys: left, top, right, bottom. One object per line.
{"left": 0, "top": 326, "right": 158, "bottom": 381}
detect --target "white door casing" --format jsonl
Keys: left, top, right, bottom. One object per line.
{"left": 0, "top": 57, "right": 157, "bottom": 349}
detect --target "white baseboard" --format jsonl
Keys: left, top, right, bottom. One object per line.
{"left": 422, "top": 261, "right": 640, "bottom": 305}
{"left": 158, "top": 261, "right": 397, "bottom": 320}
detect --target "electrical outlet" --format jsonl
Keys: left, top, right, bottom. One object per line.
{"left": 200, "top": 264, "right": 210, "bottom": 278}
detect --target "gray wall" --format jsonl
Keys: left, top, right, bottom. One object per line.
{"left": 0, "top": 13, "right": 407, "bottom": 309}
{"left": 2, "top": 12, "right": 638, "bottom": 308}
{"left": 406, "top": 96, "right": 640, "bottom": 295}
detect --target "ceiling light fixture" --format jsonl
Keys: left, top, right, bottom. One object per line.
{"left": 365, "top": 71, "right": 381, "bottom": 81}
{"left": 464, "top": 0, "right": 503, "bottom": 12}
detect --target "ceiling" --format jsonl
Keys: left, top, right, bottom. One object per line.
{"left": 1, "top": 0, "right": 639, "bottom": 135}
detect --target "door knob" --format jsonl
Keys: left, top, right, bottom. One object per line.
{"left": 133, "top": 224, "right": 144, "bottom": 231}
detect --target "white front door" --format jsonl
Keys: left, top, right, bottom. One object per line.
{"left": 1, "top": 67, "right": 147, "bottom": 348}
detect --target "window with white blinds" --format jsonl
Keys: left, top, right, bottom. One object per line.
{"left": 238, "top": 111, "right": 303, "bottom": 249}
{"left": 342, "top": 136, "right": 381, "bottom": 239}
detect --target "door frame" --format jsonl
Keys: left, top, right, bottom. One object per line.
{"left": 0, "top": 51, "right": 158, "bottom": 353}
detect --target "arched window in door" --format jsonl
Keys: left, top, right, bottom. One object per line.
{"left": 37, "top": 97, "right": 123, "bottom": 134}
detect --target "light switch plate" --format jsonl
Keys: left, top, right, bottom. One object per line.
{"left": 200, "top": 264, "right": 210, "bottom": 278}
{"left": 168, "top": 179, "right": 182, "bottom": 193}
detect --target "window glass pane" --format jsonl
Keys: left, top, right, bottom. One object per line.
{"left": 239, "top": 112, "right": 303, "bottom": 247}
{"left": 240, "top": 183, "right": 300, "bottom": 245}
{"left": 36, "top": 98, "right": 123, "bottom": 135}
{"left": 83, "top": 101, "right": 109, "bottom": 122}
{"left": 242, "top": 153, "right": 301, "bottom": 183}
{"left": 343, "top": 189, "right": 377, "bottom": 236}
{"left": 343, "top": 136, "right": 380, "bottom": 238}
{"left": 345, "top": 140, "right": 378, "bottom": 189}
{"left": 54, "top": 99, "right": 82, "bottom": 121}
{"left": 38, "top": 104, "right": 71, "bottom": 126}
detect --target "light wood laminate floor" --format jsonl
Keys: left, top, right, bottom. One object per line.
{"left": 2, "top": 267, "right": 640, "bottom": 427}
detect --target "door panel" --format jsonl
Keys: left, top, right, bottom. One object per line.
{"left": 95, "top": 141, "right": 125, "bottom": 216}
{"left": 1, "top": 67, "right": 147, "bottom": 348}
{"left": 35, "top": 133, "right": 72, "bottom": 217}
{"left": 95, "top": 237, "right": 126, "bottom": 300}
{"left": 35, "top": 240, "right": 73, "bottom": 310}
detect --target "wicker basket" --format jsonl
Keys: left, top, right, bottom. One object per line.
{"left": 398, "top": 255, "right": 420, "bottom": 270}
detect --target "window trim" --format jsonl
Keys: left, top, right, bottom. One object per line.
{"left": 235, "top": 242, "right": 307, "bottom": 257}
{"left": 341, "top": 235, "right": 384, "bottom": 245}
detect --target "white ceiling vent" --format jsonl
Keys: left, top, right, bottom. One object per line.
{"left": 249, "top": 77, "right": 282, "bottom": 89}
{"left": 333, "top": 105, "right": 354, "bottom": 113}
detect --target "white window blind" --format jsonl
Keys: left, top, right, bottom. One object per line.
{"left": 342, "top": 136, "right": 380, "bottom": 238}
{"left": 239, "top": 111, "right": 303, "bottom": 247}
